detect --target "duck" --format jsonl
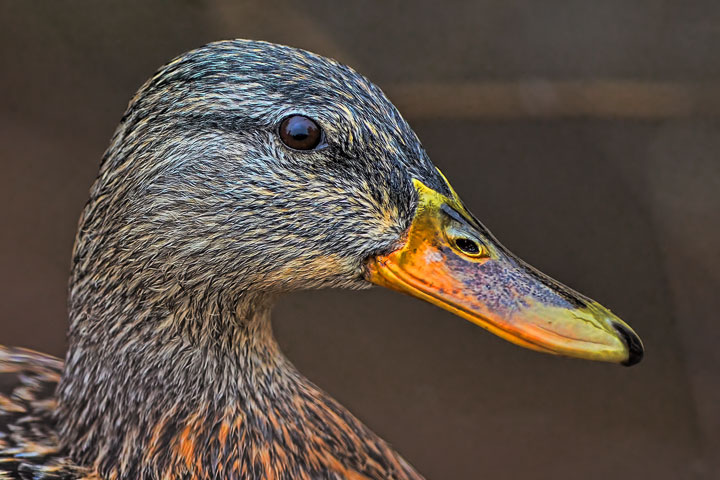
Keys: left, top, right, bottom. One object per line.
{"left": 0, "top": 39, "right": 644, "bottom": 480}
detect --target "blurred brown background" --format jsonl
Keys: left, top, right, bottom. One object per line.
{"left": 1, "top": 1, "right": 718, "bottom": 479}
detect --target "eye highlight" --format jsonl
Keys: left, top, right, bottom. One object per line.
{"left": 278, "top": 115, "right": 324, "bottom": 151}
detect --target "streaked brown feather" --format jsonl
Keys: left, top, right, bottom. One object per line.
{"left": 0, "top": 346, "right": 98, "bottom": 479}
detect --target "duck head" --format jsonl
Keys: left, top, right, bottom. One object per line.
{"left": 74, "top": 39, "right": 642, "bottom": 366}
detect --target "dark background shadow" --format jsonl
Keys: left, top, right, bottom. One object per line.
{"left": 1, "top": 1, "right": 718, "bottom": 479}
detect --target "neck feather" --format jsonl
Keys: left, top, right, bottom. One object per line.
{"left": 57, "top": 287, "right": 420, "bottom": 479}
{"left": 57, "top": 289, "right": 279, "bottom": 473}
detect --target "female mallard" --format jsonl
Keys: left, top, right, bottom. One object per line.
{"left": 0, "top": 39, "right": 643, "bottom": 480}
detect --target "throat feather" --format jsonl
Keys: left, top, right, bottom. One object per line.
{"left": 58, "top": 293, "right": 421, "bottom": 479}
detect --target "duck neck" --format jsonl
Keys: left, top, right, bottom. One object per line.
{"left": 58, "top": 283, "right": 422, "bottom": 480}
{"left": 57, "top": 289, "right": 302, "bottom": 478}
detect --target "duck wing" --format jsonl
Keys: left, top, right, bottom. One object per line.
{"left": 0, "top": 346, "right": 92, "bottom": 479}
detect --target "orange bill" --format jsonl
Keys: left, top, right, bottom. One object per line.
{"left": 366, "top": 174, "right": 643, "bottom": 366}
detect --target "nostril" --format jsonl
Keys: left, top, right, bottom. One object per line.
{"left": 454, "top": 237, "right": 481, "bottom": 256}
{"left": 612, "top": 322, "right": 644, "bottom": 367}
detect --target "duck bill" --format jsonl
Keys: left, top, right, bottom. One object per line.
{"left": 366, "top": 176, "right": 643, "bottom": 366}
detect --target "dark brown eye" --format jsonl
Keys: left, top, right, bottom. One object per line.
{"left": 278, "top": 115, "right": 323, "bottom": 151}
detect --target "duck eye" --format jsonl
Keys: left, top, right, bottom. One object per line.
{"left": 278, "top": 115, "right": 323, "bottom": 151}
